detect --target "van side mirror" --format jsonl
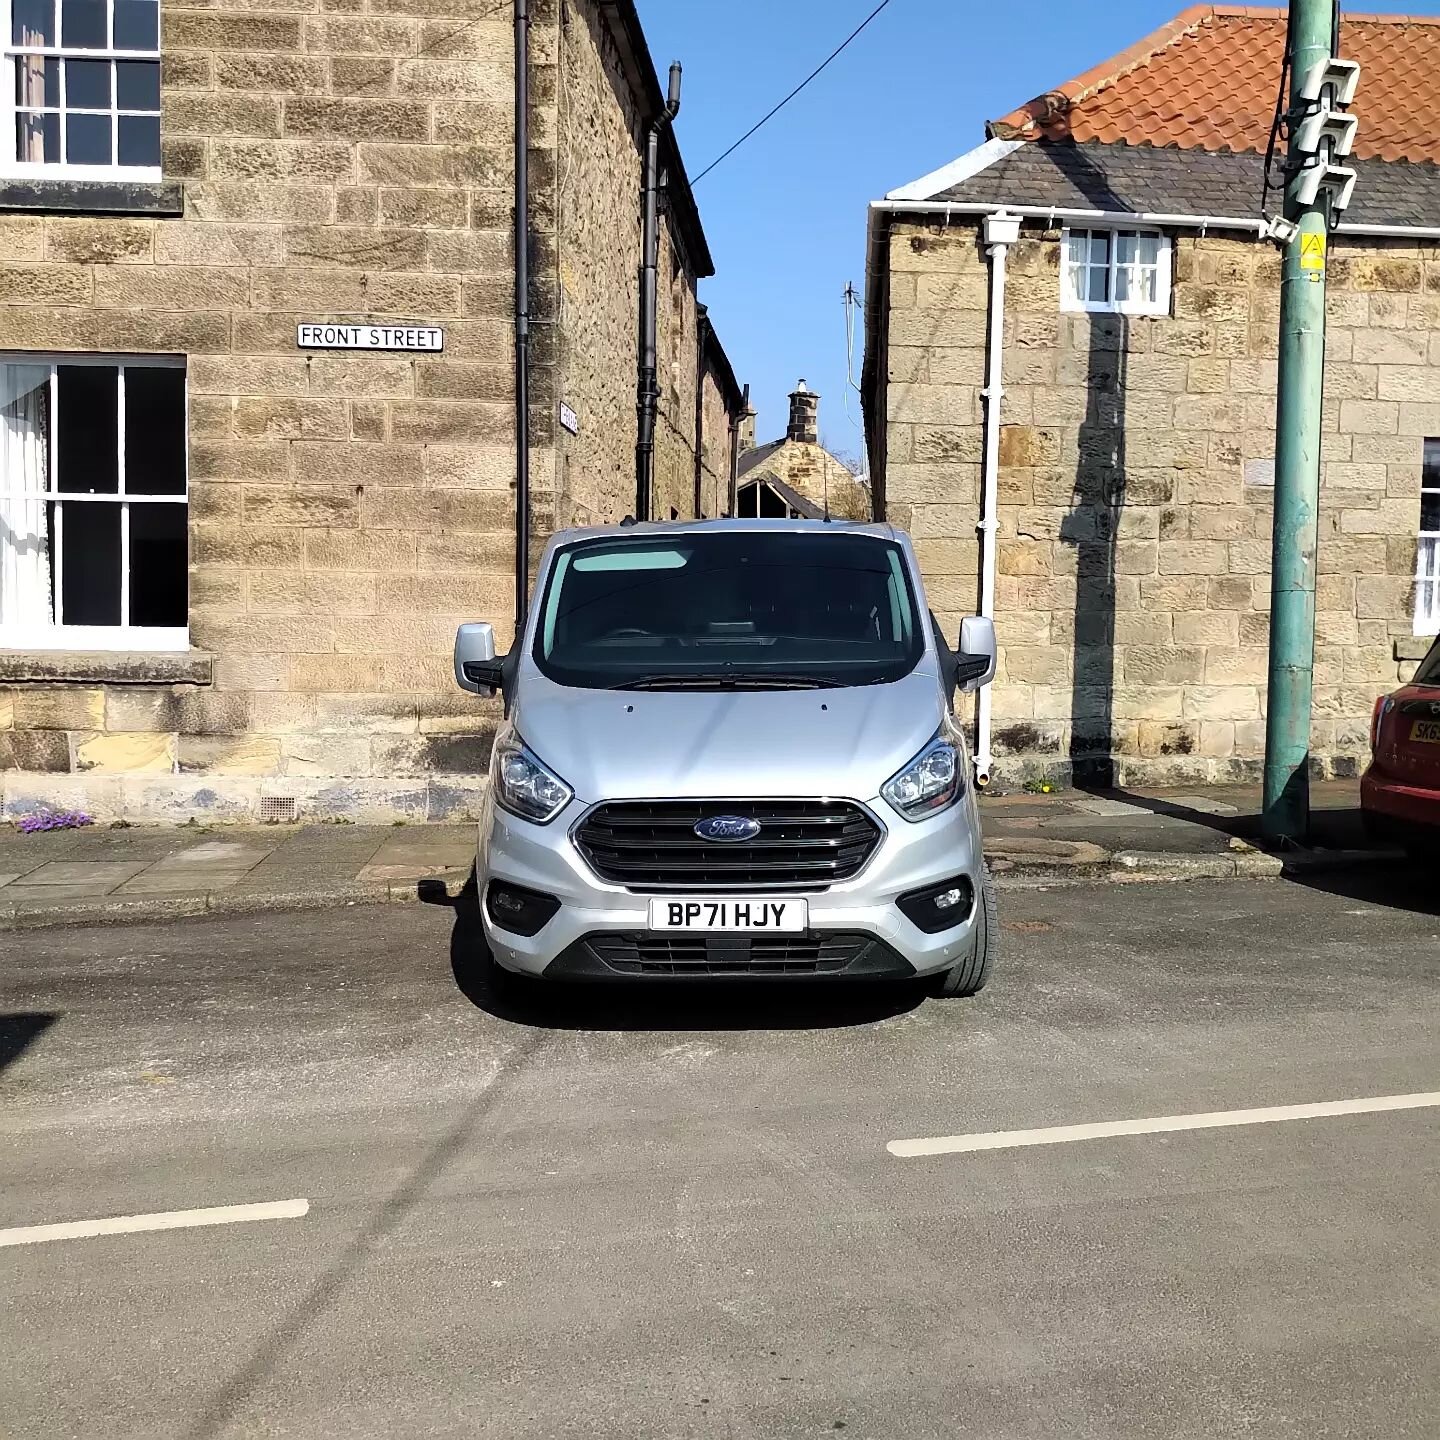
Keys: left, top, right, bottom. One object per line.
{"left": 455, "top": 623, "right": 504, "bottom": 696}
{"left": 956, "top": 616, "right": 997, "bottom": 693}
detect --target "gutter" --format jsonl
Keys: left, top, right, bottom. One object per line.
{"left": 872, "top": 199, "right": 1440, "bottom": 242}
{"left": 871, "top": 198, "right": 1268, "bottom": 234}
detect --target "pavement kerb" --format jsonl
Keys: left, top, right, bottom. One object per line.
{"left": 0, "top": 845, "right": 1408, "bottom": 931}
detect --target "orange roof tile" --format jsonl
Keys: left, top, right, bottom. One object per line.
{"left": 988, "top": 5, "right": 1440, "bottom": 165}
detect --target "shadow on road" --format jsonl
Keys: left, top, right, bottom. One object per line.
{"left": 426, "top": 873, "right": 926, "bottom": 1032}
{"left": 1282, "top": 858, "right": 1440, "bottom": 919}
{"left": 0, "top": 1013, "right": 58, "bottom": 1073}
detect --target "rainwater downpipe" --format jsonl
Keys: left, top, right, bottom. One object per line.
{"left": 635, "top": 62, "right": 682, "bottom": 522}
{"left": 975, "top": 210, "right": 1021, "bottom": 789}
{"left": 512, "top": 0, "right": 531, "bottom": 628}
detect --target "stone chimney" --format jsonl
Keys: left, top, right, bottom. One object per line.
{"left": 786, "top": 379, "right": 819, "bottom": 445}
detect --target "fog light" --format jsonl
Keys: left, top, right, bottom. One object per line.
{"left": 897, "top": 876, "right": 975, "bottom": 935}
{"left": 485, "top": 881, "right": 560, "bottom": 937}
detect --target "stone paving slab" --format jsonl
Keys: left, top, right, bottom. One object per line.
{"left": 0, "top": 778, "right": 1404, "bottom": 933}
{"left": 4, "top": 861, "right": 151, "bottom": 894}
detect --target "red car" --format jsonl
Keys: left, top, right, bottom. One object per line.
{"left": 1363, "top": 634, "right": 1440, "bottom": 858}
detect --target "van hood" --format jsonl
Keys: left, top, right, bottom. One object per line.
{"left": 510, "top": 668, "right": 945, "bottom": 804}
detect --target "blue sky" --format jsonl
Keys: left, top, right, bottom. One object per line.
{"left": 635, "top": 0, "right": 1440, "bottom": 466}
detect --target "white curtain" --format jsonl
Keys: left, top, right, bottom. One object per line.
{"left": 0, "top": 365, "right": 52, "bottom": 629}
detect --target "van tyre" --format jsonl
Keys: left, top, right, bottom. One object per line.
{"left": 932, "top": 863, "right": 998, "bottom": 998}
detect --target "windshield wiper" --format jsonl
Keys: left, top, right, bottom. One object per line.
{"left": 613, "top": 672, "right": 840, "bottom": 691}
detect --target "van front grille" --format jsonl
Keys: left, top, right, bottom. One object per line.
{"left": 574, "top": 800, "right": 882, "bottom": 890}
{"left": 586, "top": 933, "right": 868, "bottom": 976}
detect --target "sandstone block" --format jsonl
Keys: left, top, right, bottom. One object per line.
{"left": 0, "top": 265, "right": 91, "bottom": 305}
{"left": 1157, "top": 541, "right": 1228, "bottom": 576}
{"left": 1141, "top": 575, "right": 1211, "bottom": 611}
{"left": 0, "top": 730, "right": 71, "bottom": 772}
{"left": 1397, "top": 402, "right": 1440, "bottom": 437}
{"left": 304, "top": 529, "right": 419, "bottom": 571}
{"left": 45, "top": 219, "right": 152, "bottom": 264}
{"left": 165, "top": 12, "right": 302, "bottom": 49}
{"left": 302, "top": 17, "right": 417, "bottom": 54}
{"left": 313, "top": 692, "right": 424, "bottom": 738}
{"left": 889, "top": 228, "right": 983, "bottom": 275}
{"left": 215, "top": 56, "right": 329, "bottom": 93}
{"left": 0, "top": 217, "right": 43, "bottom": 261}
{"left": 243, "top": 485, "right": 359, "bottom": 527}
{"left": 1175, "top": 611, "right": 1240, "bottom": 646}
{"left": 1204, "top": 648, "right": 1269, "bottom": 684}
{"left": 284, "top": 224, "right": 426, "bottom": 269}
{"left": 1123, "top": 646, "right": 1205, "bottom": 684}
{"left": 164, "top": 93, "right": 282, "bottom": 139}
{"left": 1182, "top": 686, "right": 1262, "bottom": 720}
{"left": 390, "top": 400, "right": 512, "bottom": 444}
{"left": 283, "top": 735, "right": 371, "bottom": 777}
{"left": 1111, "top": 685, "right": 1185, "bottom": 722}
{"left": 178, "top": 736, "right": 283, "bottom": 776}
{"left": 13, "top": 689, "right": 104, "bottom": 731}
{"left": 156, "top": 223, "right": 285, "bottom": 267}
{"left": 291, "top": 440, "right": 423, "bottom": 487}
{"left": 1199, "top": 721, "right": 1236, "bottom": 758}
{"left": 75, "top": 732, "right": 175, "bottom": 774}
{"left": 1136, "top": 721, "right": 1199, "bottom": 759}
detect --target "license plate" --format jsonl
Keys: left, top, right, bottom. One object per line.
{"left": 648, "top": 898, "right": 807, "bottom": 933}
{"left": 1410, "top": 720, "right": 1440, "bottom": 744}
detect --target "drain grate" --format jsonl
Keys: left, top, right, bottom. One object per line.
{"left": 259, "top": 795, "right": 298, "bottom": 824}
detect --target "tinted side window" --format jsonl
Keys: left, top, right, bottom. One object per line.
{"left": 1415, "top": 637, "right": 1440, "bottom": 686}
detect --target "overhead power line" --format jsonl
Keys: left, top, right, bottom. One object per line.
{"left": 692, "top": 0, "right": 900, "bottom": 184}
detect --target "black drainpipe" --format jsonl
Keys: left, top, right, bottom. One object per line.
{"left": 727, "top": 382, "right": 749, "bottom": 517}
{"left": 635, "top": 62, "right": 682, "bottom": 523}
{"left": 513, "top": 0, "right": 531, "bottom": 627}
{"left": 693, "top": 303, "right": 708, "bottom": 517}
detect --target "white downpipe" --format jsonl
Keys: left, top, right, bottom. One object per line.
{"left": 975, "top": 211, "right": 1020, "bottom": 789}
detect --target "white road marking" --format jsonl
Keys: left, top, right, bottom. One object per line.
{"left": 888, "top": 1092, "right": 1440, "bottom": 1159}
{"left": 0, "top": 1198, "right": 310, "bottom": 1248}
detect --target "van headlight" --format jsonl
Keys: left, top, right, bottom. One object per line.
{"left": 492, "top": 732, "right": 573, "bottom": 824}
{"left": 881, "top": 737, "right": 963, "bottom": 821}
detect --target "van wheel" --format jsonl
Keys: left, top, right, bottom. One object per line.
{"left": 932, "top": 864, "right": 998, "bottom": 998}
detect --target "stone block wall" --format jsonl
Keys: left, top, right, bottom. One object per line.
{"left": 698, "top": 351, "right": 737, "bottom": 518}
{"left": 878, "top": 220, "right": 1435, "bottom": 786}
{"left": 552, "top": 0, "right": 713, "bottom": 529}
{"left": 0, "top": 0, "right": 730, "bottom": 823}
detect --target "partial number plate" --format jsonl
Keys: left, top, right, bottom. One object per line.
{"left": 1411, "top": 720, "right": 1440, "bottom": 744}
{"left": 648, "top": 898, "right": 808, "bottom": 933}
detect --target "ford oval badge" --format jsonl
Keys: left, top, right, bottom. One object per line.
{"left": 694, "top": 815, "right": 761, "bottom": 843}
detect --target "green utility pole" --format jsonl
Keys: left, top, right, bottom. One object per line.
{"left": 1262, "top": 0, "right": 1335, "bottom": 843}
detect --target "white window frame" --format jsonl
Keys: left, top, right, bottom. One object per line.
{"left": 1061, "top": 226, "right": 1173, "bottom": 317}
{"left": 1416, "top": 439, "right": 1440, "bottom": 637}
{"left": 0, "top": 353, "right": 188, "bottom": 652}
{"left": 3, "top": 0, "right": 161, "bottom": 181}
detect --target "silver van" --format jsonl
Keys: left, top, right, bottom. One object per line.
{"left": 454, "top": 519, "right": 998, "bottom": 996}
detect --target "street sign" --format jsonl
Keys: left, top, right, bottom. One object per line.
{"left": 296, "top": 324, "right": 443, "bottom": 352}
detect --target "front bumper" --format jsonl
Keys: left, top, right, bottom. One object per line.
{"left": 475, "top": 789, "right": 984, "bottom": 980}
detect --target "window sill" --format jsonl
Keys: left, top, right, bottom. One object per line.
{"left": 0, "top": 178, "right": 183, "bottom": 217}
{"left": 0, "top": 650, "right": 213, "bottom": 686}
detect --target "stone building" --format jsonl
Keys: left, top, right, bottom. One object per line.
{"left": 863, "top": 4, "right": 1440, "bottom": 787}
{"left": 0, "top": 0, "right": 743, "bottom": 822}
{"left": 737, "top": 381, "right": 871, "bottom": 522}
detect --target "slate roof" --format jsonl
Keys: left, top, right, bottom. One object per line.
{"left": 989, "top": 6, "right": 1440, "bottom": 165}
{"left": 937, "top": 140, "right": 1440, "bottom": 228}
{"left": 736, "top": 440, "right": 784, "bottom": 479}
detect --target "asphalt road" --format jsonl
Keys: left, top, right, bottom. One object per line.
{"left": 3, "top": 874, "right": 1439, "bottom": 1439}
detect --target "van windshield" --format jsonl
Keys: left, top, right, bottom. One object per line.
{"left": 533, "top": 531, "right": 925, "bottom": 691}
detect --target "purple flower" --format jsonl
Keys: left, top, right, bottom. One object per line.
{"left": 16, "top": 809, "right": 95, "bottom": 834}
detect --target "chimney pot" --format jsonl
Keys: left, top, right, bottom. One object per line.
{"left": 787, "top": 380, "right": 819, "bottom": 445}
